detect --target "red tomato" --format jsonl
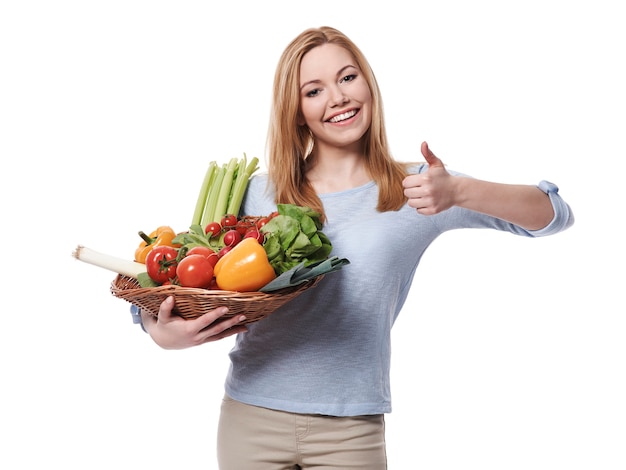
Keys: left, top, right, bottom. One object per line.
{"left": 221, "top": 214, "right": 237, "bottom": 229}
{"left": 187, "top": 246, "right": 216, "bottom": 258}
{"left": 145, "top": 246, "right": 179, "bottom": 284}
{"left": 176, "top": 254, "right": 215, "bottom": 288}
{"left": 244, "top": 229, "right": 265, "bottom": 244}
{"left": 255, "top": 217, "right": 270, "bottom": 230}
{"left": 268, "top": 211, "right": 279, "bottom": 219}
{"left": 187, "top": 246, "right": 219, "bottom": 268}
{"left": 235, "top": 218, "right": 255, "bottom": 237}
{"left": 205, "top": 222, "right": 222, "bottom": 238}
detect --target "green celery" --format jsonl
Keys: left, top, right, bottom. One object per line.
{"left": 228, "top": 157, "right": 246, "bottom": 213}
{"left": 212, "top": 157, "right": 239, "bottom": 223}
{"left": 227, "top": 154, "right": 259, "bottom": 217}
{"left": 191, "top": 161, "right": 217, "bottom": 226}
{"left": 200, "top": 164, "right": 226, "bottom": 227}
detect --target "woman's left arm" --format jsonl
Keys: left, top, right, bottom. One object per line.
{"left": 451, "top": 179, "right": 553, "bottom": 230}
{"left": 403, "top": 142, "right": 559, "bottom": 231}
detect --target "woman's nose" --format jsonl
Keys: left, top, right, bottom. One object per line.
{"left": 329, "top": 86, "right": 348, "bottom": 106}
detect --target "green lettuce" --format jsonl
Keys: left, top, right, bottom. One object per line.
{"left": 260, "top": 204, "right": 333, "bottom": 274}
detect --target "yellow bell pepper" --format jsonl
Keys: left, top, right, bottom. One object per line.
{"left": 134, "top": 226, "right": 181, "bottom": 263}
{"left": 214, "top": 238, "right": 277, "bottom": 292}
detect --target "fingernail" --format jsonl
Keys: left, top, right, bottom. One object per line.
{"left": 238, "top": 315, "right": 246, "bottom": 322}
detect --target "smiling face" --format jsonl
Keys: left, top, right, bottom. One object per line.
{"left": 299, "top": 43, "right": 372, "bottom": 154}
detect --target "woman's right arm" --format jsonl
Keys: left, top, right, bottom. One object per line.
{"left": 140, "top": 296, "right": 247, "bottom": 349}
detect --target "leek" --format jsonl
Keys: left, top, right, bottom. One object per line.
{"left": 72, "top": 245, "right": 147, "bottom": 279}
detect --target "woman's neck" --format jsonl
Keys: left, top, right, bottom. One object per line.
{"left": 305, "top": 147, "right": 371, "bottom": 194}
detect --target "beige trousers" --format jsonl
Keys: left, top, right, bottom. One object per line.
{"left": 217, "top": 395, "right": 388, "bottom": 469}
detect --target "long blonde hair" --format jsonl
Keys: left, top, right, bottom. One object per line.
{"left": 267, "top": 26, "right": 408, "bottom": 220}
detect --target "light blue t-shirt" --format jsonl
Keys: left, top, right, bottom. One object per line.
{"left": 224, "top": 166, "right": 574, "bottom": 416}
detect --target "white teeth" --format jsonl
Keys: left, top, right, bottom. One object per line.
{"left": 328, "top": 110, "right": 356, "bottom": 123}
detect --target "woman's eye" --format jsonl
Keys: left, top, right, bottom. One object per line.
{"left": 305, "top": 88, "right": 320, "bottom": 98}
{"left": 340, "top": 74, "right": 357, "bottom": 83}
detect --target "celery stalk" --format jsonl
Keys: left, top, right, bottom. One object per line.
{"left": 225, "top": 156, "right": 246, "bottom": 215}
{"left": 191, "top": 161, "right": 217, "bottom": 226}
{"left": 194, "top": 154, "right": 259, "bottom": 228}
{"left": 227, "top": 154, "right": 259, "bottom": 217}
{"left": 200, "top": 164, "right": 226, "bottom": 227}
{"left": 212, "top": 157, "right": 239, "bottom": 223}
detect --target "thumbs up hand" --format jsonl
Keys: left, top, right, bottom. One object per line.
{"left": 402, "top": 141, "right": 457, "bottom": 215}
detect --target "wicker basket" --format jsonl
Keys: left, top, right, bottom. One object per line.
{"left": 110, "top": 274, "right": 323, "bottom": 324}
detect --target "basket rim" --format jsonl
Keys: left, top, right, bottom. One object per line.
{"left": 110, "top": 273, "right": 318, "bottom": 298}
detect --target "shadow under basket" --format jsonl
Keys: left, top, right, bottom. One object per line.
{"left": 110, "top": 274, "right": 323, "bottom": 324}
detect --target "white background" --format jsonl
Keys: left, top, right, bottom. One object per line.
{"left": 1, "top": 1, "right": 624, "bottom": 469}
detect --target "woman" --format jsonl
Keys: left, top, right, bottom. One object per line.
{"left": 140, "top": 26, "right": 574, "bottom": 469}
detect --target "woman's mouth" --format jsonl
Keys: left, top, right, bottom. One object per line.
{"left": 327, "top": 109, "right": 358, "bottom": 123}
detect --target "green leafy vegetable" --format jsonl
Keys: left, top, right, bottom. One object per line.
{"left": 260, "top": 204, "right": 333, "bottom": 274}
{"left": 137, "top": 271, "right": 159, "bottom": 288}
{"left": 172, "top": 224, "right": 224, "bottom": 251}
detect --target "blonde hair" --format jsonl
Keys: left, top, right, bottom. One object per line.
{"left": 267, "top": 26, "right": 408, "bottom": 220}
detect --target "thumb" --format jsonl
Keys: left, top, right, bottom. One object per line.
{"left": 157, "top": 295, "right": 176, "bottom": 323}
{"left": 421, "top": 141, "right": 444, "bottom": 169}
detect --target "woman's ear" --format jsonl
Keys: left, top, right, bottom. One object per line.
{"left": 297, "top": 113, "right": 306, "bottom": 126}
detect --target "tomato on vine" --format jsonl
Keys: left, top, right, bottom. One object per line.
{"left": 205, "top": 222, "right": 222, "bottom": 238}
{"left": 255, "top": 217, "right": 271, "bottom": 230}
{"left": 244, "top": 229, "right": 265, "bottom": 244}
{"left": 221, "top": 214, "right": 237, "bottom": 229}
{"left": 235, "top": 218, "right": 255, "bottom": 237}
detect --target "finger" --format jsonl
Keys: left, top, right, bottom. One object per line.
{"left": 402, "top": 174, "right": 417, "bottom": 189}
{"left": 157, "top": 296, "right": 176, "bottom": 322}
{"left": 203, "top": 324, "right": 248, "bottom": 343}
{"left": 196, "top": 307, "right": 246, "bottom": 333}
{"left": 199, "top": 311, "right": 248, "bottom": 341}
{"left": 421, "top": 141, "right": 444, "bottom": 169}
{"left": 195, "top": 306, "right": 235, "bottom": 330}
